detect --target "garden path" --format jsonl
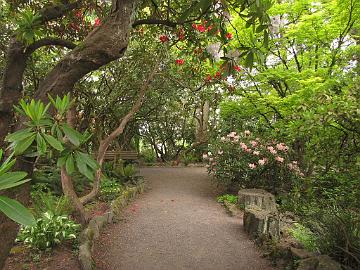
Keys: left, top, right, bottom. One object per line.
{"left": 94, "top": 167, "right": 276, "bottom": 270}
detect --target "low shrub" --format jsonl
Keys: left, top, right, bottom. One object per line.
{"left": 288, "top": 223, "right": 318, "bottom": 252}
{"left": 31, "top": 190, "right": 73, "bottom": 217}
{"left": 17, "top": 211, "right": 80, "bottom": 250}
{"left": 217, "top": 194, "right": 238, "bottom": 204}
{"left": 98, "top": 178, "right": 123, "bottom": 202}
{"left": 306, "top": 207, "right": 360, "bottom": 269}
{"left": 141, "top": 148, "right": 157, "bottom": 163}
{"left": 205, "top": 130, "right": 303, "bottom": 194}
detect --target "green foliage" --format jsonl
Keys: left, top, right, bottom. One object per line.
{"left": 32, "top": 167, "right": 89, "bottom": 195}
{"left": 14, "top": 9, "right": 42, "bottom": 45}
{"left": 0, "top": 149, "right": 35, "bottom": 226}
{"left": 17, "top": 211, "right": 80, "bottom": 250}
{"left": 7, "top": 95, "right": 98, "bottom": 180}
{"left": 117, "top": 162, "right": 137, "bottom": 182}
{"left": 30, "top": 190, "right": 72, "bottom": 218}
{"left": 181, "top": 153, "right": 198, "bottom": 166}
{"left": 306, "top": 207, "right": 360, "bottom": 269}
{"left": 98, "top": 178, "right": 123, "bottom": 202}
{"left": 288, "top": 223, "right": 318, "bottom": 252}
{"left": 141, "top": 148, "right": 156, "bottom": 163}
{"left": 217, "top": 194, "right": 238, "bottom": 204}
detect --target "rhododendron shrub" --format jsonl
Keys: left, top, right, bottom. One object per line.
{"left": 205, "top": 131, "right": 303, "bottom": 193}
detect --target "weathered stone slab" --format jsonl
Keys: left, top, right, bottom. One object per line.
{"left": 243, "top": 206, "right": 280, "bottom": 240}
{"left": 238, "top": 189, "right": 277, "bottom": 212}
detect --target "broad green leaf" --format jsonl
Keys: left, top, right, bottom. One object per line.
{"left": 13, "top": 134, "right": 36, "bottom": 155}
{"left": 36, "top": 133, "right": 47, "bottom": 155}
{"left": 5, "top": 128, "right": 34, "bottom": 143}
{"left": 61, "top": 123, "right": 82, "bottom": 147}
{"left": 245, "top": 51, "right": 254, "bottom": 68}
{"left": 0, "top": 157, "right": 16, "bottom": 176}
{"left": 43, "top": 134, "right": 64, "bottom": 152}
{"left": 57, "top": 156, "right": 67, "bottom": 168}
{"left": 0, "top": 172, "right": 28, "bottom": 190}
{"left": 74, "top": 152, "right": 93, "bottom": 180}
{"left": 65, "top": 154, "right": 75, "bottom": 175}
{"left": 77, "top": 151, "right": 98, "bottom": 170}
{"left": 0, "top": 195, "right": 35, "bottom": 226}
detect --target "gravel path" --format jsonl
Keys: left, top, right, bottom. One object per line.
{"left": 94, "top": 167, "right": 276, "bottom": 270}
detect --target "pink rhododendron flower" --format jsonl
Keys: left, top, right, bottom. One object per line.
{"left": 233, "top": 135, "right": 240, "bottom": 142}
{"left": 240, "top": 142, "right": 248, "bottom": 151}
{"left": 250, "top": 140, "right": 258, "bottom": 147}
{"left": 202, "top": 153, "right": 208, "bottom": 160}
{"left": 220, "top": 137, "right": 226, "bottom": 142}
{"left": 276, "top": 143, "right": 288, "bottom": 151}
{"left": 209, "top": 157, "right": 214, "bottom": 162}
{"left": 258, "top": 159, "right": 266, "bottom": 165}
{"left": 267, "top": 146, "right": 277, "bottom": 155}
{"left": 253, "top": 151, "right": 260, "bottom": 155}
{"left": 275, "top": 156, "right": 284, "bottom": 162}
{"left": 249, "top": 163, "right": 256, "bottom": 169}
{"left": 244, "top": 130, "right": 251, "bottom": 135}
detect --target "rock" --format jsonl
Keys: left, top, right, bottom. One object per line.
{"left": 104, "top": 211, "right": 114, "bottom": 223}
{"left": 88, "top": 220, "right": 100, "bottom": 240}
{"left": 243, "top": 206, "right": 270, "bottom": 237}
{"left": 223, "top": 201, "right": 241, "bottom": 217}
{"left": 297, "top": 257, "right": 318, "bottom": 270}
{"left": 78, "top": 241, "right": 95, "bottom": 270}
{"left": 297, "top": 255, "right": 342, "bottom": 270}
{"left": 316, "top": 255, "right": 342, "bottom": 270}
{"left": 238, "top": 189, "right": 277, "bottom": 212}
{"left": 290, "top": 247, "right": 314, "bottom": 259}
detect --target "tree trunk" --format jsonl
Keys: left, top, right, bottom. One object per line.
{"left": 60, "top": 167, "right": 88, "bottom": 225}
{"left": 80, "top": 62, "right": 158, "bottom": 204}
{"left": 0, "top": 39, "right": 27, "bottom": 146}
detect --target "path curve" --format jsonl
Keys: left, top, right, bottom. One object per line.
{"left": 94, "top": 167, "right": 275, "bottom": 270}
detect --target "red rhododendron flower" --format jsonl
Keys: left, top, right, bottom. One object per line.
{"left": 214, "top": 71, "right": 221, "bottom": 79}
{"left": 94, "top": 18, "right": 101, "bottom": 27}
{"left": 175, "top": 59, "right": 185, "bottom": 65}
{"left": 192, "top": 23, "right": 197, "bottom": 29}
{"left": 197, "top": 25, "right": 206, "bottom": 32}
{"left": 225, "top": 32, "right": 233, "bottom": 39}
{"left": 207, "top": 25, "right": 214, "bottom": 31}
{"left": 234, "top": 65, "right": 241, "bottom": 72}
{"left": 159, "top": 35, "right": 169, "bottom": 43}
{"left": 205, "top": 75, "right": 212, "bottom": 82}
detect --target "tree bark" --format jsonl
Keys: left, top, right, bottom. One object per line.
{"left": 60, "top": 167, "right": 88, "bottom": 225}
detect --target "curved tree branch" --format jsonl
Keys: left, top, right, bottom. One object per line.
{"left": 25, "top": 38, "right": 76, "bottom": 55}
